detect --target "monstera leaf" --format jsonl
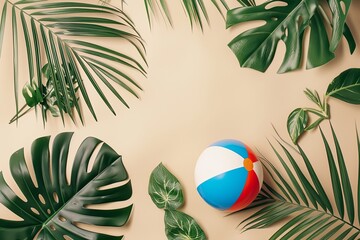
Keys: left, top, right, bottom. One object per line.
{"left": 226, "top": 0, "right": 356, "bottom": 73}
{"left": 0, "top": 132, "right": 133, "bottom": 239}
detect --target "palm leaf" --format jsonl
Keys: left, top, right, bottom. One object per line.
{"left": 144, "top": 0, "right": 251, "bottom": 29}
{"left": 0, "top": 132, "right": 133, "bottom": 239}
{"left": 0, "top": 0, "right": 146, "bottom": 125}
{"left": 226, "top": 0, "right": 356, "bottom": 73}
{"left": 233, "top": 123, "right": 360, "bottom": 239}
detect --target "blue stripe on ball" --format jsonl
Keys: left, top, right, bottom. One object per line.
{"left": 211, "top": 139, "right": 248, "bottom": 159}
{"left": 196, "top": 167, "right": 248, "bottom": 210}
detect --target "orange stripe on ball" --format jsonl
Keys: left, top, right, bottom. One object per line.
{"left": 244, "top": 158, "right": 253, "bottom": 171}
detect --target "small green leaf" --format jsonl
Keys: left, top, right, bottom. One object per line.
{"left": 164, "top": 209, "right": 206, "bottom": 240}
{"left": 305, "top": 117, "right": 325, "bottom": 131}
{"left": 22, "top": 82, "right": 43, "bottom": 107}
{"left": 287, "top": 108, "right": 308, "bottom": 144}
{"left": 326, "top": 68, "right": 360, "bottom": 104}
{"left": 148, "top": 163, "right": 184, "bottom": 210}
{"left": 304, "top": 88, "right": 321, "bottom": 107}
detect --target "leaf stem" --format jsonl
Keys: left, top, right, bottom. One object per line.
{"left": 9, "top": 104, "right": 31, "bottom": 124}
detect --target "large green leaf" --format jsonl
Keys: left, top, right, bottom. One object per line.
{"left": 0, "top": 132, "right": 133, "bottom": 239}
{"left": 0, "top": 0, "right": 146, "bottom": 125}
{"left": 233, "top": 124, "right": 360, "bottom": 238}
{"left": 164, "top": 209, "right": 206, "bottom": 240}
{"left": 326, "top": 68, "right": 360, "bottom": 104}
{"left": 226, "top": 0, "right": 355, "bottom": 73}
{"left": 148, "top": 163, "right": 184, "bottom": 210}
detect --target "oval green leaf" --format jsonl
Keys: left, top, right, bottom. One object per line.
{"left": 165, "top": 209, "right": 207, "bottom": 240}
{"left": 326, "top": 68, "right": 360, "bottom": 104}
{"left": 148, "top": 163, "right": 184, "bottom": 210}
{"left": 287, "top": 108, "right": 308, "bottom": 144}
{"left": 0, "top": 132, "right": 133, "bottom": 240}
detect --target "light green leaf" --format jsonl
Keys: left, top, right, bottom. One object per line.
{"left": 305, "top": 117, "right": 325, "bottom": 131}
{"left": 149, "top": 163, "right": 184, "bottom": 210}
{"left": 165, "top": 209, "right": 206, "bottom": 240}
{"left": 0, "top": 132, "right": 132, "bottom": 239}
{"left": 326, "top": 68, "right": 360, "bottom": 104}
{"left": 287, "top": 108, "right": 308, "bottom": 144}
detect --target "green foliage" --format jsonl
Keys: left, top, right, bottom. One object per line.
{"left": 287, "top": 108, "right": 309, "bottom": 144}
{"left": 233, "top": 124, "right": 360, "bottom": 239}
{"left": 226, "top": 0, "right": 356, "bottom": 73}
{"left": 287, "top": 69, "right": 360, "bottom": 143}
{"left": 326, "top": 68, "right": 360, "bottom": 104}
{"left": 149, "top": 162, "right": 184, "bottom": 210}
{"left": 165, "top": 209, "right": 206, "bottom": 240}
{"left": 0, "top": 132, "right": 133, "bottom": 239}
{"left": 10, "top": 63, "right": 80, "bottom": 124}
{"left": 0, "top": 0, "right": 146, "bottom": 125}
{"left": 144, "top": 0, "right": 252, "bottom": 29}
{"left": 149, "top": 163, "right": 207, "bottom": 239}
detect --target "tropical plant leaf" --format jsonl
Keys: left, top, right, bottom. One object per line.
{"left": 287, "top": 108, "right": 308, "bottom": 144}
{"left": 226, "top": 0, "right": 355, "bottom": 73}
{"left": 148, "top": 163, "right": 184, "bottom": 210}
{"left": 164, "top": 209, "right": 206, "bottom": 240}
{"left": 0, "top": 0, "right": 146, "bottom": 125}
{"left": 326, "top": 68, "right": 360, "bottom": 104}
{"left": 144, "top": 0, "right": 251, "bottom": 29}
{"left": 0, "top": 132, "right": 133, "bottom": 239}
{"left": 233, "top": 124, "right": 360, "bottom": 239}
{"left": 328, "top": 0, "right": 351, "bottom": 52}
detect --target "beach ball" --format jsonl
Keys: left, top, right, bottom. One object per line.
{"left": 194, "top": 139, "right": 263, "bottom": 211}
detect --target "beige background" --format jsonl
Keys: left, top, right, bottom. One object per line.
{"left": 0, "top": 0, "right": 360, "bottom": 239}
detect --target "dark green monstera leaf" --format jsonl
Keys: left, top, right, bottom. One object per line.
{"left": 0, "top": 132, "right": 133, "bottom": 240}
{"left": 226, "top": 0, "right": 355, "bottom": 73}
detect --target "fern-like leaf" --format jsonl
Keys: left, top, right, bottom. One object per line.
{"left": 234, "top": 123, "right": 360, "bottom": 239}
{"left": 144, "top": 0, "right": 253, "bottom": 29}
{"left": 0, "top": 0, "right": 146, "bottom": 125}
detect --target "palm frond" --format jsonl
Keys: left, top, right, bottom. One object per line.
{"left": 144, "top": 0, "right": 252, "bottom": 29}
{"left": 0, "top": 0, "right": 146, "bottom": 125}
{"left": 233, "top": 123, "right": 360, "bottom": 239}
